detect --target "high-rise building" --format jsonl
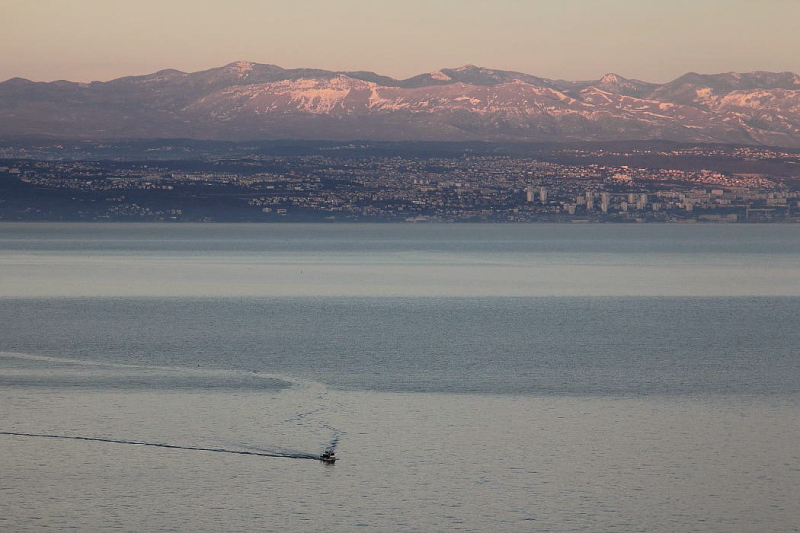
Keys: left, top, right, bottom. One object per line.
{"left": 526, "top": 187, "right": 535, "bottom": 203}
{"left": 600, "top": 192, "right": 610, "bottom": 213}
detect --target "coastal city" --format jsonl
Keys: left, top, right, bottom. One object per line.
{"left": 1, "top": 142, "right": 798, "bottom": 222}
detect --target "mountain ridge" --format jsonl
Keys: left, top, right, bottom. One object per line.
{"left": 3, "top": 62, "right": 800, "bottom": 147}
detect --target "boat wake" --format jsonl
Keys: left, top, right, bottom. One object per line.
{"left": 0, "top": 351, "right": 291, "bottom": 391}
{"left": 1, "top": 351, "right": 344, "bottom": 462}
{"left": 278, "top": 378, "right": 345, "bottom": 456}
{"left": 0, "top": 431, "right": 322, "bottom": 460}
{"left": 323, "top": 424, "right": 342, "bottom": 453}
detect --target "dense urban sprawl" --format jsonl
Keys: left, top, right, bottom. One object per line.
{"left": 1, "top": 143, "right": 798, "bottom": 222}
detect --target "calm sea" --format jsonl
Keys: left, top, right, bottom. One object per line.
{"left": 1, "top": 223, "right": 799, "bottom": 532}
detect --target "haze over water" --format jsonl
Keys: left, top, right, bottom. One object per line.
{"left": 1, "top": 223, "right": 798, "bottom": 298}
{"left": 1, "top": 223, "right": 799, "bottom": 531}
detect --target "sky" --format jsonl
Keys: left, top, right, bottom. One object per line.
{"left": 2, "top": 0, "right": 799, "bottom": 84}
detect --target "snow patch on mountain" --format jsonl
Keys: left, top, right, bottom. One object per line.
{"left": 228, "top": 61, "right": 255, "bottom": 78}
{"left": 454, "top": 96, "right": 482, "bottom": 105}
{"left": 600, "top": 73, "right": 624, "bottom": 84}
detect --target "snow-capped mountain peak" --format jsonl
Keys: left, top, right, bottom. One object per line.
{"left": 227, "top": 61, "right": 256, "bottom": 75}
{"left": 429, "top": 70, "right": 452, "bottom": 81}
{"left": 599, "top": 73, "right": 625, "bottom": 84}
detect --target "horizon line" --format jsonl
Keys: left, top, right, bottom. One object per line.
{"left": 3, "top": 61, "right": 800, "bottom": 86}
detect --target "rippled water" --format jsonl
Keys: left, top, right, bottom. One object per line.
{"left": 1, "top": 224, "right": 799, "bottom": 532}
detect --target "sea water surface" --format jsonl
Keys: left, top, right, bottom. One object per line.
{"left": 1, "top": 223, "right": 799, "bottom": 532}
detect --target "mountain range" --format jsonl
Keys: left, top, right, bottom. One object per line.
{"left": 3, "top": 61, "right": 800, "bottom": 147}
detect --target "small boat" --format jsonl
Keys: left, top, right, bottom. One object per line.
{"left": 320, "top": 449, "right": 336, "bottom": 464}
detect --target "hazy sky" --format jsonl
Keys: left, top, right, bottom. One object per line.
{"left": 3, "top": 0, "right": 799, "bottom": 83}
